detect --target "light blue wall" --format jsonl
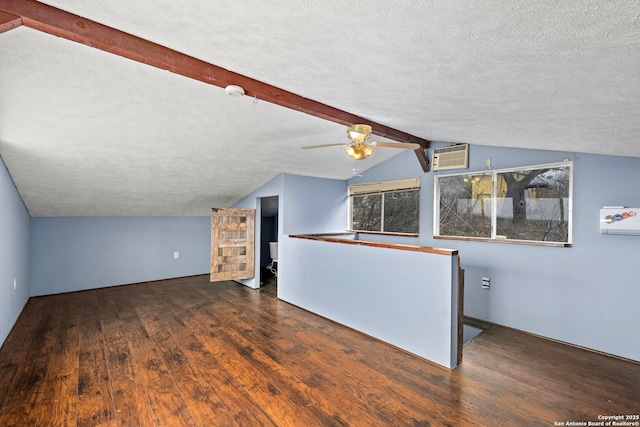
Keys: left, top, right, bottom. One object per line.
{"left": 29, "top": 216, "right": 210, "bottom": 296}
{"left": 277, "top": 173, "right": 348, "bottom": 304}
{"left": 281, "top": 174, "right": 348, "bottom": 235}
{"left": 350, "top": 146, "right": 640, "bottom": 361}
{"left": 0, "top": 157, "right": 30, "bottom": 348}
{"left": 283, "top": 238, "right": 460, "bottom": 368}
{"left": 232, "top": 173, "right": 347, "bottom": 289}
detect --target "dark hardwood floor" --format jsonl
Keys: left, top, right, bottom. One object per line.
{"left": 0, "top": 275, "right": 637, "bottom": 426}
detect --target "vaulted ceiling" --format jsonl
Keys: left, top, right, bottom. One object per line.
{"left": 1, "top": 0, "right": 639, "bottom": 217}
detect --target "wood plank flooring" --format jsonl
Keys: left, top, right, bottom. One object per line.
{"left": 0, "top": 275, "right": 638, "bottom": 426}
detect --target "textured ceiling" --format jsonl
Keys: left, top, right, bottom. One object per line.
{"left": 1, "top": 0, "right": 639, "bottom": 216}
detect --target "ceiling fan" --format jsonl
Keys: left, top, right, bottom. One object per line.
{"left": 302, "top": 124, "right": 421, "bottom": 160}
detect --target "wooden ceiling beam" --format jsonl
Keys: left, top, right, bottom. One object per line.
{"left": 0, "top": 0, "right": 430, "bottom": 172}
{"left": 414, "top": 142, "right": 431, "bottom": 173}
{"left": 0, "top": 9, "right": 21, "bottom": 34}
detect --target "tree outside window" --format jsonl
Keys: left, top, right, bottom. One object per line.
{"left": 435, "top": 162, "right": 572, "bottom": 245}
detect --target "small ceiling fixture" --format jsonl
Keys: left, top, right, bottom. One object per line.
{"left": 345, "top": 124, "right": 374, "bottom": 160}
{"left": 224, "top": 84, "right": 245, "bottom": 97}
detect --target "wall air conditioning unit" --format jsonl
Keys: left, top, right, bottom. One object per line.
{"left": 432, "top": 144, "right": 469, "bottom": 171}
{"left": 600, "top": 207, "right": 640, "bottom": 235}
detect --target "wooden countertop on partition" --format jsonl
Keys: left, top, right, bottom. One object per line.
{"left": 289, "top": 233, "right": 458, "bottom": 256}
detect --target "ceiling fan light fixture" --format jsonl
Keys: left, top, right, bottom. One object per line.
{"left": 224, "top": 84, "right": 245, "bottom": 97}
{"left": 345, "top": 145, "right": 358, "bottom": 158}
{"left": 345, "top": 143, "right": 374, "bottom": 160}
{"left": 347, "top": 124, "right": 372, "bottom": 143}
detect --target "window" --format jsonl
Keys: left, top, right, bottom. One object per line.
{"left": 349, "top": 178, "right": 420, "bottom": 234}
{"left": 434, "top": 162, "right": 572, "bottom": 246}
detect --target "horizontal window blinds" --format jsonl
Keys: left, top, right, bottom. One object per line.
{"left": 349, "top": 178, "right": 420, "bottom": 196}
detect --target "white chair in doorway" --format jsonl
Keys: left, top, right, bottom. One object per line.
{"left": 267, "top": 242, "right": 278, "bottom": 277}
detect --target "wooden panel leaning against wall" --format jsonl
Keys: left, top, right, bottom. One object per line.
{"left": 211, "top": 208, "right": 255, "bottom": 282}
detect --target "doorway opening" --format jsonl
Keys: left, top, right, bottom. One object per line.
{"left": 259, "top": 196, "right": 279, "bottom": 289}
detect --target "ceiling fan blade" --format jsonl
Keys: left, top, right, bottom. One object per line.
{"left": 370, "top": 141, "right": 421, "bottom": 149}
{"left": 301, "top": 143, "right": 346, "bottom": 149}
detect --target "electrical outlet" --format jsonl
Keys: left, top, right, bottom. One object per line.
{"left": 13, "top": 278, "right": 17, "bottom": 290}
{"left": 482, "top": 277, "right": 490, "bottom": 289}
{"left": 173, "top": 252, "right": 179, "bottom": 259}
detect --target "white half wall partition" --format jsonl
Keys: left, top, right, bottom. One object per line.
{"left": 280, "top": 234, "right": 461, "bottom": 369}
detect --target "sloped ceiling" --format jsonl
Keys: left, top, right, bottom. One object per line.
{"left": 1, "top": 0, "right": 639, "bottom": 217}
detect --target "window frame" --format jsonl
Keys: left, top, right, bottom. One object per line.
{"left": 433, "top": 161, "right": 573, "bottom": 247}
{"left": 348, "top": 178, "right": 421, "bottom": 236}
